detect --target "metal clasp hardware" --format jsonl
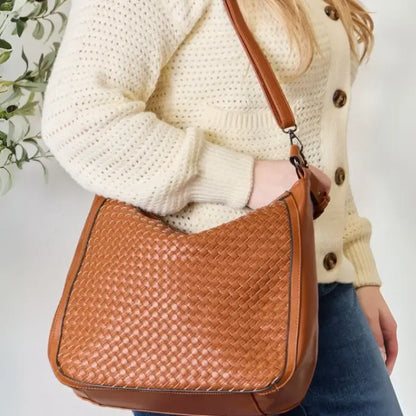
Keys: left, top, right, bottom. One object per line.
{"left": 281, "top": 125, "right": 309, "bottom": 168}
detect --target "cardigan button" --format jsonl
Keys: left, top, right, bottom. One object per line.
{"left": 334, "top": 167, "right": 346, "bottom": 185}
{"left": 333, "top": 89, "right": 347, "bottom": 108}
{"left": 323, "top": 252, "right": 338, "bottom": 270}
{"left": 324, "top": 5, "right": 340, "bottom": 20}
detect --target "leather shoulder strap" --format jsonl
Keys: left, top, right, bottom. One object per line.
{"left": 222, "top": 0, "right": 296, "bottom": 130}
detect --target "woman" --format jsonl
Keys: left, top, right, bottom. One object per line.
{"left": 41, "top": 0, "right": 403, "bottom": 414}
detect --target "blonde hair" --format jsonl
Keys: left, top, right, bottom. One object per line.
{"left": 238, "top": 0, "right": 375, "bottom": 81}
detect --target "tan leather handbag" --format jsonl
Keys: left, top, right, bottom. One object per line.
{"left": 48, "top": 1, "right": 330, "bottom": 415}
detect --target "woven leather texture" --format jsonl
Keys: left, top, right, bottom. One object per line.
{"left": 57, "top": 197, "right": 293, "bottom": 391}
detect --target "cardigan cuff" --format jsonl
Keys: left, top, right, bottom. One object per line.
{"left": 344, "top": 238, "right": 383, "bottom": 289}
{"left": 189, "top": 139, "right": 256, "bottom": 208}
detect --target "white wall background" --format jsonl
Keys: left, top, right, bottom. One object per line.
{"left": 1, "top": 0, "right": 415, "bottom": 415}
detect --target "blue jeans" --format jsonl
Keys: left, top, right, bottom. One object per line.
{"left": 132, "top": 282, "right": 403, "bottom": 416}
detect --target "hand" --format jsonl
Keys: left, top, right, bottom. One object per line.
{"left": 355, "top": 286, "right": 398, "bottom": 375}
{"left": 247, "top": 159, "right": 331, "bottom": 209}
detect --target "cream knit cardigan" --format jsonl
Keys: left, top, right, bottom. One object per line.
{"left": 41, "top": 0, "right": 382, "bottom": 288}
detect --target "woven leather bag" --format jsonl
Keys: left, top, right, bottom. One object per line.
{"left": 48, "top": 1, "right": 331, "bottom": 415}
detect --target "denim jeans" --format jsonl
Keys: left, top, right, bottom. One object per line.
{"left": 132, "top": 282, "right": 403, "bottom": 416}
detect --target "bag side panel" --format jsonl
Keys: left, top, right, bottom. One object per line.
{"left": 254, "top": 173, "right": 319, "bottom": 414}
{"left": 48, "top": 194, "right": 108, "bottom": 387}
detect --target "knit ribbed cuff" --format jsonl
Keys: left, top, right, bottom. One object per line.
{"left": 344, "top": 238, "right": 383, "bottom": 289}
{"left": 189, "top": 139, "right": 256, "bottom": 208}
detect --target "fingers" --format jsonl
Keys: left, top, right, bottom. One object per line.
{"left": 355, "top": 286, "right": 399, "bottom": 375}
{"left": 379, "top": 308, "right": 399, "bottom": 375}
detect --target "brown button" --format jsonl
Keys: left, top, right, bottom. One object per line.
{"left": 333, "top": 89, "right": 347, "bottom": 108}
{"left": 334, "top": 167, "right": 346, "bottom": 185}
{"left": 323, "top": 252, "right": 337, "bottom": 270}
{"left": 324, "top": 5, "right": 339, "bottom": 20}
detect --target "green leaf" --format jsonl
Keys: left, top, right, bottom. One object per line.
{"left": 0, "top": 39, "right": 12, "bottom": 50}
{"left": 40, "top": 0, "right": 48, "bottom": 14}
{"left": 21, "top": 48, "right": 29, "bottom": 73}
{"left": 57, "top": 11, "right": 67, "bottom": 32}
{"left": 22, "top": 137, "right": 39, "bottom": 146}
{"left": 44, "top": 18, "right": 55, "bottom": 43}
{"left": 41, "top": 50, "right": 55, "bottom": 70}
{"left": 0, "top": 50, "right": 11, "bottom": 64}
{"left": 0, "top": 2, "right": 13, "bottom": 12}
{"left": 32, "top": 20, "right": 44, "bottom": 40}
{"left": 16, "top": 19, "right": 26, "bottom": 37}
{"left": 14, "top": 79, "right": 46, "bottom": 93}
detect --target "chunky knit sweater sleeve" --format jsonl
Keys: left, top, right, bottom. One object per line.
{"left": 41, "top": 0, "right": 255, "bottom": 215}
{"left": 343, "top": 181, "right": 382, "bottom": 288}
